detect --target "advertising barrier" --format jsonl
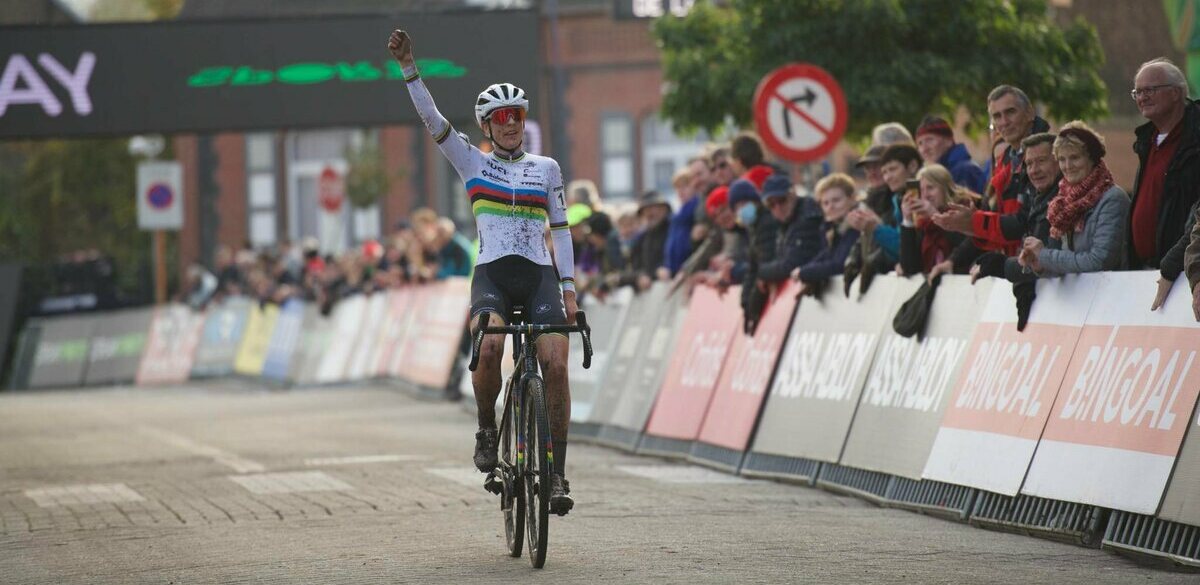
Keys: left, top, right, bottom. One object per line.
{"left": 749, "top": 276, "right": 898, "bottom": 465}
{"left": 315, "top": 295, "right": 367, "bottom": 384}
{"left": 345, "top": 293, "right": 388, "bottom": 382}
{"left": 290, "top": 305, "right": 330, "bottom": 386}
{"left": 261, "top": 299, "right": 306, "bottom": 384}
{"left": 569, "top": 288, "right": 632, "bottom": 424}
{"left": 1022, "top": 272, "right": 1200, "bottom": 514}
{"left": 191, "top": 297, "right": 251, "bottom": 378}
{"left": 83, "top": 308, "right": 152, "bottom": 386}
{"left": 641, "top": 285, "right": 742, "bottom": 453}
{"left": 233, "top": 303, "right": 279, "bottom": 377}
{"left": 586, "top": 283, "right": 665, "bottom": 431}
{"left": 1159, "top": 279, "right": 1200, "bottom": 526}
{"left": 136, "top": 304, "right": 204, "bottom": 385}
{"left": 386, "top": 287, "right": 427, "bottom": 379}
{"left": 605, "top": 288, "right": 687, "bottom": 448}
{"left": 693, "top": 281, "right": 799, "bottom": 468}
{"left": 839, "top": 276, "right": 990, "bottom": 479}
{"left": 28, "top": 314, "right": 95, "bottom": 389}
{"left": 394, "top": 278, "right": 470, "bottom": 389}
{"left": 923, "top": 277, "right": 1094, "bottom": 495}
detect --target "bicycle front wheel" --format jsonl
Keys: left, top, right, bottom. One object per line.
{"left": 501, "top": 378, "right": 524, "bottom": 558}
{"left": 523, "top": 376, "right": 551, "bottom": 569}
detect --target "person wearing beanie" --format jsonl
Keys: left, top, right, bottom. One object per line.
{"left": 729, "top": 132, "right": 780, "bottom": 190}
{"left": 915, "top": 115, "right": 986, "bottom": 195}
{"left": 724, "top": 178, "right": 780, "bottom": 286}
{"left": 755, "top": 174, "right": 825, "bottom": 285}
{"left": 617, "top": 190, "right": 673, "bottom": 291}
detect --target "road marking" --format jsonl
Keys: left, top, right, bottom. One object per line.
{"left": 615, "top": 465, "right": 752, "bottom": 484}
{"left": 304, "top": 454, "right": 428, "bottom": 466}
{"left": 25, "top": 484, "right": 145, "bottom": 508}
{"left": 229, "top": 471, "right": 353, "bottom": 495}
{"left": 136, "top": 426, "right": 266, "bottom": 473}
{"left": 425, "top": 467, "right": 486, "bottom": 488}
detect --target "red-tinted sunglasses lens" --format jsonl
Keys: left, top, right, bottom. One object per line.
{"left": 490, "top": 107, "right": 525, "bottom": 125}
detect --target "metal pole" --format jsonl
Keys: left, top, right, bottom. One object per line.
{"left": 154, "top": 230, "right": 167, "bottom": 304}
{"left": 545, "top": 0, "right": 571, "bottom": 179}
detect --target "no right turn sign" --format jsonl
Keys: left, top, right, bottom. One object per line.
{"left": 752, "top": 63, "right": 848, "bottom": 163}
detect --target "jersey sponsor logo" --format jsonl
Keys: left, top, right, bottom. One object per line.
{"left": 536, "top": 303, "right": 551, "bottom": 314}
{"left": 519, "top": 180, "right": 542, "bottom": 188}
{"left": 481, "top": 168, "right": 507, "bottom": 183}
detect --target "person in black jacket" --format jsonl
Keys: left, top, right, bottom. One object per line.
{"left": 618, "top": 190, "right": 672, "bottom": 292}
{"left": 755, "top": 174, "right": 824, "bottom": 286}
{"left": 791, "top": 173, "right": 860, "bottom": 295}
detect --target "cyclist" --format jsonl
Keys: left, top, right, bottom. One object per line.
{"left": 388, "top": 30, "right": 576, "bottom": 515}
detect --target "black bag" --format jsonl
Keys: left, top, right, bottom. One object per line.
{"left": 892, "top": 275, "right": 942, "bottom": 340}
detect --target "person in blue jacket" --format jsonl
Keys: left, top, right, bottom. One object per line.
{"left": 915, "top": 115, "right": 986, "bottom": 194}
{"left": 791, "top": 173, "right": 860, "bottom": 295}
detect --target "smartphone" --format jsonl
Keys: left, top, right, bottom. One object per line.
{"left": 904, "top": 178, "right": 920, "bottom": 193}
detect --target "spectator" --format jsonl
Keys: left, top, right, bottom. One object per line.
{"left": 915, "top": 115, "right": 986, "bottom": 194}
{"left": 214, "top": 245, "right": 243, "bottom": 297}
{"left": 847, "top": 143, "right": 919, "bottom": 265}
{"left": 679, "top": 186, "right": 736, "bottom": 286}
{"left": 729, "top": 132, "right": 777, "bottom": 189}
{"left": 899, "top": 164, "right": 977, "bottom": 276}
{"left": 181, "top": 263, "right": 218, "bottom": 310}
{"left": 578, "top": 211, "right": 617, "bottom": 297}
{"left": 791, "top": 173, "right": 861, "bottom": 295}
{"left": 1127, "top": 60, "right": 1200, "bottom": 311}
{"left": 872, "top": 122, "right": 915, "bottom": 146}
{"left": 567, "top": 202, "right": 594, "bottom": 261}
{"left": 566, "top": 179, "right": 602, "bottom": 210}
{"left": 425, "top": 218, "right": 470, "bottom": 279}
{"left": 934, "top": 84, "right": 1051, "bottom": 277}
{"left": 755, "top": 174, "right": 825, "bottom": 285}
{"left": 710, "top": 146, "right": 737, "bottom": 187}
{"left": 1185, "top": 207, "right": 1200, "bottom": 320}
{"left": 1018, "top": 122, "right": 1129, "bottom": 277}
{"left": 971, "top": 132, "right": 1062, "bottom": 283}
{"left": 665, "top": 166, "right": 700, "bottom": 276}
{"left": 618, "top": 191, "right": 672, "bottom": 291}
{"left": 726, "top": 178, "right": 780, "bottom": 286}
{"left": 855, "top": 145, "right": 896, "bottom": 234}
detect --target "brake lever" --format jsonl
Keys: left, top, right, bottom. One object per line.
{"left": 576, "top": 311, "right": 593, "bottom": 370}
{"left": 468, "top": 312, "right": 489, "bottom": 372}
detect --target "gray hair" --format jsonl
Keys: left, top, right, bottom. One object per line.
{"left": 871, "top": 122, "right": 914, "bottom": 147}
{"left": 1137, "top": 57, "right": 1190, "bottom": 100}
{"left": 988, "top": 85, "right": 1033, "bottom": 111}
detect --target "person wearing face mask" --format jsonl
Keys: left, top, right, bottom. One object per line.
{"left": 1017, "top": 121, "right": 1129, "bottom": 277}
{"left": 899, "top": 164, "right": 979, "bottom": 276}
{"left": 790, "top": 173, "right": 861, "bottom": 296}
{"left": 726, "top": 178, "right": 780, "bottom": 286}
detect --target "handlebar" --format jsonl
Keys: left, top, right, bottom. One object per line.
{"left": 468, "top": 311, "right": 593, "bottom": 372}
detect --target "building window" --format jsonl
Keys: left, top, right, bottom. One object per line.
{"left": 640, "top": 115, "right": 713, "bottom": 206}
{"left": 246, "top": 133, "right": 277, "bottom": 247}
{"left": 600, "top": 113, "right": 635, "bottom": 201}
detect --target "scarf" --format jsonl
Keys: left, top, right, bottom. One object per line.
{"left": 916, "top": 217, "right": 952, "bottom": 272}
{"left": 1047, "top": 161, "right": 1113, "bottom": 239}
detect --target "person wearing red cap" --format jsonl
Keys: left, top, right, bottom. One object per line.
{"left": 915, "top": 115, "right": 986, "bottom": 195}
{"left": 729, "top": 132, "right": 779, "bottom": 190}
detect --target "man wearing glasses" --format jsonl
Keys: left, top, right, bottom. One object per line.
{"left": 1132, "top": 59, "right": 1200, "bottom": 314}
{"left": 389, "top": 30, "right": 577, "bottom": 514}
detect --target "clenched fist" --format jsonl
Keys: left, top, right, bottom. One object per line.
{"left": 387, "top": 29, "right": 415, "bottom": 66}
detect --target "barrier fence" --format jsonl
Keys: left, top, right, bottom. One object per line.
{"left": 10, "top": 272, "right": 1200, "bottom": 568}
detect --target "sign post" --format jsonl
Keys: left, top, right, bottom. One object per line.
{"left": 752, "top": 63, "right": 848, "bottom": 163}
{"left": 137, "top": 161, "right": 183, "bottom": 304}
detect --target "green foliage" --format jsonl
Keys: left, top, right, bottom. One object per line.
{"left": 0, "top": 139, "right": 156, "bottom": 296}
{"left": 654, "top": 0, "right": 1108, "bottom": 140}
{"left": 344, "top": 137, "right": 399, "bottom": 209}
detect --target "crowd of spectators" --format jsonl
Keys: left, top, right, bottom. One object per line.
{"left": 182, "top": 207, "right": 475, "bottom": 314}
{"left": 565, "top": 57, "right": 1200, "bottom": 325}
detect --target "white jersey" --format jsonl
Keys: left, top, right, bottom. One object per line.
{"left": 402, "top": 67, "right": 575, "bottom": 292}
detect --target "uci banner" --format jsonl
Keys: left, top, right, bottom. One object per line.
{"left": 923, "top": 277, "right": 1095, "bottom": 495}
{"left": 749, "top": 276, "right": 899, "bottom": 464}
{"left": 1021, "top": 272, "right": 1200, "bottom": 515}
{"left": 137, "top": 304, "right": 204, "bottom": 385}
{"left": 839, "top": 276, "right": 991, "bottom": 479}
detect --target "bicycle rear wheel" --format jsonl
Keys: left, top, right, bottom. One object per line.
{"left": 500, "top": 378, "right": 524, "bottom": 557}
{"left": 523, "top": 376, "right": 551, "bottom": 568}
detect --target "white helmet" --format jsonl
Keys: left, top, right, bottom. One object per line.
{"left": 474, "top": 83, "right": 528, "bottom": 127}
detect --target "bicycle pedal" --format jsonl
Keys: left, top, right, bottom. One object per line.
{"left": 483, "top": 472, "right": 504, "bottom": 495}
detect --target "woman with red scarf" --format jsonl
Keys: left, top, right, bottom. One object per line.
{"left": 1019, "top": 122, "right": 1130, "bottom": 276}
{"left": 899, "top": 164, "right": 981, "bottom": 277}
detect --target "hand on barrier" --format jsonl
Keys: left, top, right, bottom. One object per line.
{"left": 1150, "top": 277, "right": 1173, "bottom": 311}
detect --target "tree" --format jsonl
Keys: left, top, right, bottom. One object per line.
{"left": 653, "top": 0, "right": 1108, "bottom": 140}
{"left": 344, "top": 137, "right": 399, "bottom": 209}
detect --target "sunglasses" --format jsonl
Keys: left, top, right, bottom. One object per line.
{"left": 488, "top": 107, "right": 525, "bottom": 125}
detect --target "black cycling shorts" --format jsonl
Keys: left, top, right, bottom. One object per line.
{"left": 470, "top": 254, "right": 566, "bottom": 327}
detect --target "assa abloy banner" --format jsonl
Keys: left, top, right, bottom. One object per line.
{"left": 0, "top": 12, "right": 540, "bottom": 138}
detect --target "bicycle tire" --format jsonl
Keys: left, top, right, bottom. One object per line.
{"left": 523, "top": 376, "right": 551, "bottom": 568}
{"left": 501, "top": 377, "right": 524, "bottom": 558}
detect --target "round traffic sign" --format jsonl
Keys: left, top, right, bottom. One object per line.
{"left": 318, "top": 166, "right": 344, "bottom": 213}
{"left": 752, "top": 63, "right": 848, "bottom": 163}
{"left": 146, "top": 183, "right": 174, "bottom": 210}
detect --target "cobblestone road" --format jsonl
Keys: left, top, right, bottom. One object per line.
{"left": 0, "top": 382, "right": 1191, "bottom": 584}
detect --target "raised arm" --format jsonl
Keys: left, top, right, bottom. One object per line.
{"left": 388, "top": 29, "right": 473, "bottom": 171}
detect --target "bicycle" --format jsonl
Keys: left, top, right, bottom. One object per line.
{"left": 468, "top": 307, "right": 593, "bottom": 569}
